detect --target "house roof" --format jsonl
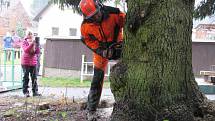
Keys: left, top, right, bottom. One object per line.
{"left": 192, "top": 39, "right": 215, "bottom": 42}
{"left": 195, "top": 24, "right": 215, "bottom": 30}
{"left": 33, "top": 3, "right": 51, "bottom": 22}
{"left": 45, "top": 36, "right": 81, "bottom": 40}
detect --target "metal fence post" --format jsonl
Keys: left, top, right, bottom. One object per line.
{"left": 20, "top": 49, "right": 23, "bottom": 86}
{"left": 11, "top": 49, "right": 14, "bottom": 86}
{"left": 3, "top": 49, "right": 6, "bottom": 82}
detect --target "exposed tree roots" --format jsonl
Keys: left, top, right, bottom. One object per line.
{"left": 110, "top": 99, "right": 215, "bottom": 121}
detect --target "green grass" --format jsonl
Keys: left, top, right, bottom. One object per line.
{"left": 4, "top": 59, "right": 21, "bottom": 65}
{"left": 39, "top": 77, "right": 110, "bottom": 88}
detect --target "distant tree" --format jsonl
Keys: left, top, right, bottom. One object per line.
{"left": 194, "top": 0, "right": 215, "bottom": 20}
{"left": 53, "top": 0, "right": 215, "bottom": 120}
{"left": 16, "top": 22, "right": 25, "bottom": 38}
{"left": 113, "top": 0, "right": 120, "bottom": 7}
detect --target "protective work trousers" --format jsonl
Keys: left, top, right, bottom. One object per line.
{"left": 87, "top": 52, "right": 108, "bottom": 111}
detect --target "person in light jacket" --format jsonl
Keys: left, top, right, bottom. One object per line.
{"left": 21, "top": 31, "right": 41, "bottom": 97}
{"left": 3, "top": 32, "right": 14, "bottom": 61}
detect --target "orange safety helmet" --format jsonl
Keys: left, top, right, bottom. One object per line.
{"left": 79, "top": 0, "right": 101, "bottom": 19}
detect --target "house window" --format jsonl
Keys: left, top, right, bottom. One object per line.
{"left": 69, "top": 28, "right": 77, "bottom": 36}
{"left": 52, "top": 27, "right": 59, "bottom": 36}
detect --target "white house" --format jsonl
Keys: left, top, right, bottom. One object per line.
{"left": 33, "top": 1, "right": 127, "bottom": 44}
{"left": 33, "top": 3, "right": 83, "bottom": 44}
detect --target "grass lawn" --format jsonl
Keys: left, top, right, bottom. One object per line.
{"left": 4, "top": 59, "right": 21, "bottom": 65}
{"left": 39, "top": 77, "right": 110, "bottom": 88}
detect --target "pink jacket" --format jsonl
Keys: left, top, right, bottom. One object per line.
{"left": 21, "top": 39, "right": 40, "bottom": 66}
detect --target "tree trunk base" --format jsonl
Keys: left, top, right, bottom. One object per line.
{"left": 110, "top": 99, "right": 215, "bottom": 121}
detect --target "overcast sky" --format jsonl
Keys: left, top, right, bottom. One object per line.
{"left": 20, "top": 0, "right": 33, "bottom": 16}
{"left": 195, "top": 0, "right": 202, "bottom": 6}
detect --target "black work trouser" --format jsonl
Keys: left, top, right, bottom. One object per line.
{"left": 87, "top": 67, "right": 105, "bottom": 111}
{"left": 22, "top": 65, "right": 38, "bottom": 94}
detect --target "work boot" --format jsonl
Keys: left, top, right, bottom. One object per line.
{"left": 87, "top": 110, "right": 97, "bottom": 121}
{"left": 33, "top": 92, "right": 42, "bottom": 97}
{"left": 24, "top": 92, "right": 30, "bottom": 98}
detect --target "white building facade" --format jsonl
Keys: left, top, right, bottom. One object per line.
{"left": 33, "top": 4, "right": 83, "bottom": 44}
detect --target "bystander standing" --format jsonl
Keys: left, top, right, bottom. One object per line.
{"left": 21, "top": 30, "right": 41, "bottom": 97}
{"left": 3, "top": 32, "right": 14, "bottom": 61}
{"left": 11, "top": 30, "right": 22, "bottom": 59}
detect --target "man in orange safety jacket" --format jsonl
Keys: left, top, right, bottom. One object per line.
{"left": 79, "top": 0, "right": 125, "bottom": 120}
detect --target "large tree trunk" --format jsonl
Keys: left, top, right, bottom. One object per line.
{"left": 110, "top": 0, "right": 215, "bottom": 121}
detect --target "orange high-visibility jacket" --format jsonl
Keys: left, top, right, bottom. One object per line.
{"left": 81, "top": 7, "right": 125, "bottom": 54}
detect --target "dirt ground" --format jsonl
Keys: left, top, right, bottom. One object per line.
{"left": 0, "top": 94, "right": 113, "bottom": 121}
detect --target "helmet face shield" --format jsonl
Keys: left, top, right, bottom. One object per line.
{"left": 90, "top": 10, "right": 102, "bottom": 23}
{"left": 85, "top": 8, "right": 100, "bottom": 19}
{"left": 79, "top": 0, "right": 101, "bottom": 19}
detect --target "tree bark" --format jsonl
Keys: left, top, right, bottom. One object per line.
{"left": 110, "top": 0, "right": 215, "bottom": 121}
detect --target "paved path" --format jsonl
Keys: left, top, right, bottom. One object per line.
{"left": 0, "top": 87, "right": 114, "bottom": 101}
{"left": 0, "top": 86, "right": 215, "bottom": 101}
{"left": 0, "top": 78, "right": 215, "bottom": 101}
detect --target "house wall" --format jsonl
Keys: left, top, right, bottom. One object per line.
{"left": 43, "top": 38, "right": 92, "bottom": 78}
{"left": 195, "top": 30, "right": 207, "bottom": 39}
{"left": 37, "top": 5, "right": 83, "bottom": 44}
{"left": 192, "top": 42, "right": 215, "bottom": 75}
